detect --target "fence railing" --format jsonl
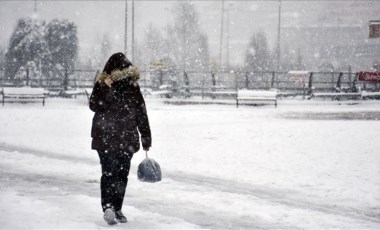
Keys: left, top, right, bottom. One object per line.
{"left": 0, "top": 69, "right": 97, "bottom": 89}
{"left": 1, "top": 68, "right": 379, "bottom": 97}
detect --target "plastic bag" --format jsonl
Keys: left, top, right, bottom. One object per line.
{"left": 137, "top": 152, "right": 162, "bottom": 183}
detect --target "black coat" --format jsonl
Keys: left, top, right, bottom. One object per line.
{"left": 90, "top": 77, "right": 151, "bottom": 153}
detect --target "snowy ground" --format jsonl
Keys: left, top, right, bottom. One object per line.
{"left": 0, "top": 97, "right": 379, "bottom": 229}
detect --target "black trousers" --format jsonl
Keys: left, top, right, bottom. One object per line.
{"left": 97, "top": 149, "right": 133, "bottom": 212}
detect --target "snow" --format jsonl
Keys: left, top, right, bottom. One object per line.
{"left": 237, "top": 89, "right": 277, "bottom": 98}
{"left": 2, "top": 87, "right": 45, "bottom": 95}
{"left": 0, "top": 97, "right": 379, "bottom": 229}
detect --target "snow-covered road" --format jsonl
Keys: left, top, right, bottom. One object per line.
{"left": 0, "top": 98, "right": 379, "bottom": 229}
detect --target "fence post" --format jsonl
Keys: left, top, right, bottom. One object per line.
{"left": 63, "top": 69, "right": 69, "bottom": 91}
{"left": 336, "top": 72, "right": 343, "bottom": 91}
{"left": 271, "top": 71, "right": 275, "bottom": 89}
{"left": 245, "top": 72, "right": 249, "bottom": 89}
{"left": 211, "top": 72, "right": 216, "bottom": 99}
{"left": 330, "top": 71, "right": 334, "bottom": 92}
{"left": 201, "top": 74, "right": 205, "bottom": 99}
{"left": 26, "top": 68, "right": 30, "bottom": 86}
{"left": 235, "top": 72, "right": 238, "bottom": 91}
{"left": 183, "top": 71, "right": 190, "bottom": 98}
{"left": 348, "top": 65, "right": 352, "bottom": 88}
{"left": 159, "top": 70, "right": 163, "bottom": 86}
{"left": 308, "top": 72, "right": 314, "bottom": 95}
{"left": 352, "top": 73, "right": 358, "bottom": 92}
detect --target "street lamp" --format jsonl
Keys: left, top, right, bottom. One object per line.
{"left": 132, "top": 0, "right": 135, "bottom": 63}
{"left": 219, "top": 0, "right": 225, "bottom": 70}
{"left": 124, "top": 0, "right": 128, "bottom": 56}
{"left": 226, "top": 3, "right": 233, "bottom": 70}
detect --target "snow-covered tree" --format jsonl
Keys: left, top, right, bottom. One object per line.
{"left": 5, "top": 18, "right": 47, "bottom": 80}
{"left": 280, "top": 44, "right": 304, "bottom": 71}
{"left": 0, "top": 46, "right": 5, "bottom": 69}
{"left": 5, "top": 17, "right": 78, "bottom": 85}
{"left": 44, "top": 19, "right": 78, "bottom": 75}
{"left": 245, "top": 31, "right": 271, "bottom": 72}
{"left": 170, "top": 1, "right": 210, "bottom": 72}
{"left": 100, "top": 34, "right": 112, "bottom": 66}
{"left": 141, "top": 23, "right": 166, "bottom": 68}
{"left": 196, "top": 33, "right": 210, "bottom": 72}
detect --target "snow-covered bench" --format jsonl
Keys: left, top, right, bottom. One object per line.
{"left": 150, "top": 85, "right": 174, "bottom": 98}
{"left": 308, "top": 92, "right": 361, "bottom": 100}
{"left": 2, "top": 87, "right": 47, "bottom": 106}
{"left": 360, "top": 91, "right": 380, "bottom": 99}
{"left": 61, "top": 88, "right": 90, "bottom": 99}
{"left": 236, "top": 89, "right": 277, "bottom": 108}
{"left": 308, "top": 71, "right": 380, "bottom": 101}
{"left": 206, "top": 86, "right": 237, "bottom": 99}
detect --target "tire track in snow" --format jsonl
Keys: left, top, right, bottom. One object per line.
{"left": 1, "top": 143, "right": 379, "bottom": 226}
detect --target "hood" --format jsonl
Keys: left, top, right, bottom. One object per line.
{"left": 96, "top": 66, "right": 140, "bottom": 83}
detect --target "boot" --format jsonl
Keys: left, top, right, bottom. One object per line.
{"left": 103, "top": 208, "right": 117, "bottom": 225}
{"left": 115, "top": 210, "right": 128, "bottom": 223}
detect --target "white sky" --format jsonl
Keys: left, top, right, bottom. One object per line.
{"left": 0, "top": 1, "right": 379, "bottom": 66}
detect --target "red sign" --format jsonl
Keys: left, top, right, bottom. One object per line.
{"left": 359, "top": 71, "right": 380, "bottom": 83}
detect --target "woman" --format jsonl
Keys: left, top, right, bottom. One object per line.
{"left": 89, "top": 52, "right": 151, "bottom": 225}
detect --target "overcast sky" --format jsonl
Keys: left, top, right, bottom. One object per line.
{"left": 0, "top": 1, "right": 379, "bottom": 66}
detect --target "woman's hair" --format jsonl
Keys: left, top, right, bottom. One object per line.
{"left": 102, "top": 52, "right": 132, "bottom": 74}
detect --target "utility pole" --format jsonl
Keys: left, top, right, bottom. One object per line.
{"left": 226, "top": 4, "right": 232, "bottom": 70}
{"left": 164, "top": 8, "right": 170, "bottom": 35}
{"left": 276, "top": 0, "right": 282, "bottom": 71}
{"left": 124, "top": 0, "right": 128, "bottom": 56}
{"left": 132, "top": 0, "right": 135, "bottom": 63}
{"left": 219, "top": 0, "right": 225, "bottom": 70}
{"left": 32, "top": 0, "right": 38, "bottom": 19}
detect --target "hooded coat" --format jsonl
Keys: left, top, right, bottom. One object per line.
{"left": 89, "top": 65, "right": 151, "bottom": 153}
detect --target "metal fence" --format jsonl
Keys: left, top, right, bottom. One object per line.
{"left": 1, "top": 68, "right": 379, "bottom": 98}
{"left": 140, "top": 70, "right": 379, "bottom": 93}
{"left": 0, "top": 68, "right": 97, "bottom": 90}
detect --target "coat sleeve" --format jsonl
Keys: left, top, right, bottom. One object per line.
{"left": 135, "top": 85, "right": 152, "bottom": 148}
{"left": 89, "top": 82, "right": 115, "bottom": 112}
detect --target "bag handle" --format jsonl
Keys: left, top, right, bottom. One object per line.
{"left": 145, "top": 150, "right": 148, "bottom": 159}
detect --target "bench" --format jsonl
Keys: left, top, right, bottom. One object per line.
{"left": 150, "top": 85, "right": 174, "bottom": 98}
{"left": 360, "top": 91, "right": 380, "bottom": 99}
{"left": 207, "top": 90, "right": 237, "bottom": 99}
{"left": 308, "top": 92, "right": 361, "bottom": 100}
{"left": 61, "top": 88, "right": 89, "bottom": 98}
{"left": 2, "top": 87, "right": 46, "bottom": 106}
{"left": 236, "top": 89, "right": 277, "bottom": 108}
{"left": 206, "top": 86, "right": 237, "bottom": 99}
{"left": 309, "top": 71, "right": 380, "bottom": 100}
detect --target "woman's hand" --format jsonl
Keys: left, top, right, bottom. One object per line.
{"left": 104, "top": 77, "right": 113, "bottom": 87}
{"left": 143, "top": 147, "right": 150, "bottom": 151}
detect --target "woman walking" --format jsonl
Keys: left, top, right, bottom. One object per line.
{"left": 89, "top": 52, "right": 151, "bottom": 225}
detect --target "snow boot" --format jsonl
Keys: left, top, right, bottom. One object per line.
{"left": 103, "top": 208, "right": 117, "bottom": 225}
{"left": 115, "top": 210, "right": 128, "bottom": 223}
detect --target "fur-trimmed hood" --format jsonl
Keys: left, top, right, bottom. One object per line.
{"left": 96, "top": 66, "right": 140, "bottom": 83}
